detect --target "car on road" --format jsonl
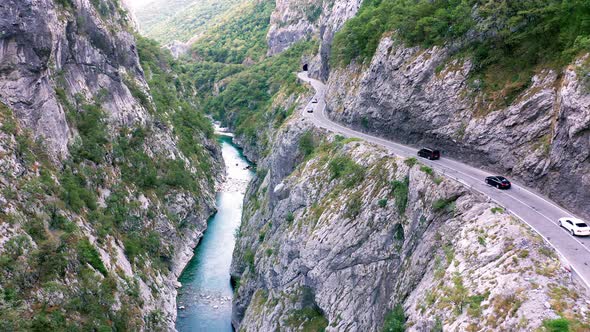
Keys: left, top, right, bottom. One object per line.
{"left": 311, "top": 98, "right": 318, "bottom": 103}
{"left": 485, "top": 176, "right": 511, "bottom": 189}
{"left": 417, "top": 148, "right": 440, "bottom": 160}
{"left": 559, "top": 217, "right": 590, "bottom": 236}
{"left": 306, "top": 107, "right": 314, "bottom": 113}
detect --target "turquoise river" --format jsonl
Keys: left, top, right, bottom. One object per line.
{"left": 176, "top": 134, "right": 254, "bottom": 331}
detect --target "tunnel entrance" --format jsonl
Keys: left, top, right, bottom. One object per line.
{"left": 302, "top": 63, "right": 308, "bottom": 71}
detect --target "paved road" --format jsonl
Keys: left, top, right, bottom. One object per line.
{"left": 298, "top": 71, "right": 590, "bottom": 289}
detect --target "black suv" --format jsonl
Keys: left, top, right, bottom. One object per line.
{"left": 417, "top": 148, "right": 440, "bottom": 160}
{"left": 485, "top": 176, "right": 511, "bottom": 189}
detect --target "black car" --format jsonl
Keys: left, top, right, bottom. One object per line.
{"left": 417, "top": 148, "right": 440, "bottom": 160}
{"left": 485, "top": 176, "right": 511, "bottom": 189}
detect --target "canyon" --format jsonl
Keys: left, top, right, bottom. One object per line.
{"left": 0, "top": 0, "right": 589, "bottom": 331}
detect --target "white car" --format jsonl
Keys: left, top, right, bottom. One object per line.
{"left": 306, "top": 107, "right": 314, "bottom": 113}
{"left": 559, "top": 217, "right": 590, "bottom": 236}
{"left": 311, "top": 98, "right": 318, "bottom": 103}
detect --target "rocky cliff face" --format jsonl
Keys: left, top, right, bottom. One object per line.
{"left": 230, "top": 113, "right": 590, "bottom": 331}
{"left": 0, "top": 0, "right": 145, "bottom": 159}
{"left": 265, "top": 0, "right": 590, "bottom": 218}
{"left": 267, "top": 0, "right": 360, "bottom": 79}
{"left": 325, "top": 36, "right": 590, "bottom": 218}
{"left": 0, "top": 0, "right": 220, "bottom": 330}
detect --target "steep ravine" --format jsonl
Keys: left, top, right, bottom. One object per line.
{"left": 176, "top": 134, "right": 254, "bottom": 331}
{"left": 230, "top": 113, "right": 590, "bottom": 331}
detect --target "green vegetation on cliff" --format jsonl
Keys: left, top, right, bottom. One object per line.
{"left": 332, "top": 0, "right": 590, "bottom": 99}
{"left": 0, "top": 33, "right": 216, "bottom": 331}
{"left": 0, "top": 113, "right": 146, "bottom": 330}
{"left": 382, "top": 304, "right": 406, "bottom": 332}
{"left": 333, "top": 0, "right": 590, "bottom": 66}
{"left": 136, "top": 36, "right": 214, "bottom": 176}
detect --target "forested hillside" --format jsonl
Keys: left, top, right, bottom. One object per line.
{"left": 188, "top": 0, "right": 273, "bottom": 63}
{"left": 133, "top": 0, "right": 244, "bottom": 43}
{"left": 171, "top": 0, "right": 317, "bottom": 158}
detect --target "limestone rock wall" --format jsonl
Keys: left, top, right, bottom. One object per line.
{"left": 325, "top": 36, "right": 590, "bottom": 218}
